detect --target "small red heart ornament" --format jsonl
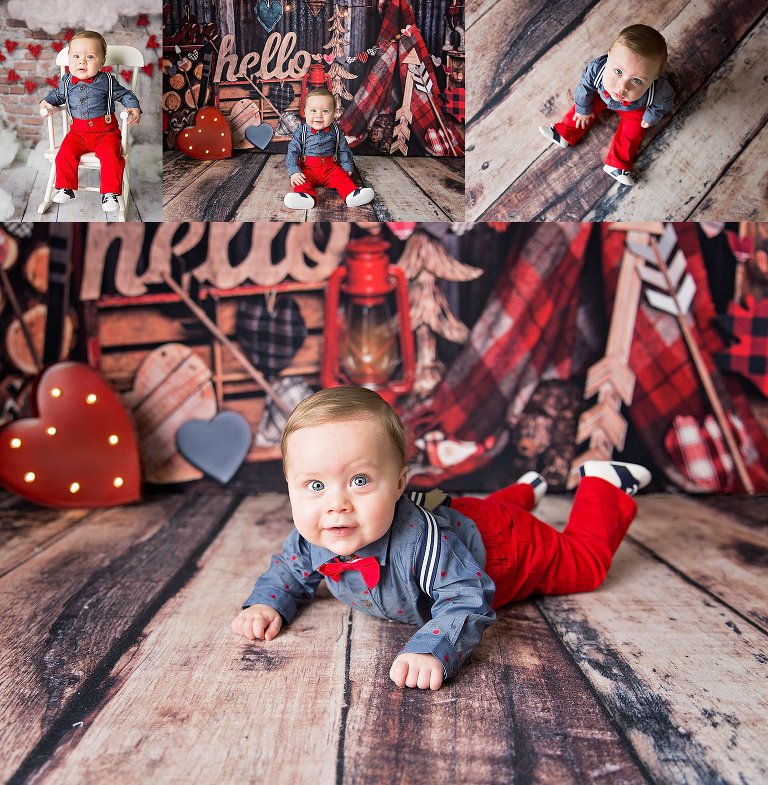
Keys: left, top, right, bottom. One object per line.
{"left": 142, "top": 63, "right": 154, "bottom": 77}
{"left": 25, "top": 80, "right": 36, "bottom": 93}
{"left": 64, "top": 29, "right": 74, "bottom": 42}
{"left": 0, "top": 363, "right": 141, "bottom": 508}
{"left": 178, "top": 107, "right": 232, "bottom": 160}
{"left": 5, "top": 39, "right": 17, "bottom": 54}
{"left": 0, "top": 52, "right": 6, "bottom": 62}
{"left": 120, "top": 69, "right": 133, "bottom": 84}
{"left": 137, "top": 13, "right": 150, "bottom": 26}
{"left": 28, "top": 43, "right": 41, "bottom": 58}
{"left": 146, "top": 34, "right": 159, "bottom": 49}
{"left": 46, "top": 76, "right": 59, "bottom": 88}
{"left": 101, "top": 66, "right": 112, "bottom": 72}
{"left": 52, "top": 41, "right": 64, "bottom": 53}
{"left": 7, "top": 69, "right": 20, "bottom": 83}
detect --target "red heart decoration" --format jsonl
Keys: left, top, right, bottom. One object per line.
{"left": 46, "top": 75, "right": 59, "bottom": 88}
{"left": 64, "top": 29, "right": 74, "bottom": 42}
{"left": 137, "top": 13, "right": 150, "bottom": 26}
{"left": 178, "top": 107, "right": 232, "bottom": 160}
{"left": 52, "top": 41, "right": 64, "bottom": 53}
{"left": 146, "top": 34, "right": 159, "bottom": 50}
{"left": 25, "top": 80, "right": 36, "bottom": 93}
{"left": 102, "top": 66, "right": 112, "bottom": 72}
{"left": 0, "top": 363, "right": 141, "bottom": 508}
{"left": 120, "top": 69, "right": 133, "bottom": 84}
{"left": 0, "top": 52, "right": 5, "bottom": 62}
{"left": 141, "top": 63, "right": 154, "bottom": 77}
{"left": 7, "top": 69, "right": 20, "bottom": 83}
{"left": 5, "top": 39, "right": 18, "bottom": 54}
{"left": 28, "top": 43, "right": 41, "bottom": 58}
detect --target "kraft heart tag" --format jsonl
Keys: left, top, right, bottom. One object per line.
{"left": 255, "top": 0, "right": 283, "bottom": 33}
{"left": 245, "top": 122, "right": 274, "bottom": 149}
{"left": 176, "top": 411, "right": 252, "bottom": 484}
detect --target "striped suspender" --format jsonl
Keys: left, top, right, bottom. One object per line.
{"left": 415, "top": 504, "right": 441, "bottom": 597}
{"left": 594, "top": 63, "right": 606, "bottom": 92}
{"left": 63, "top": 72, "right": 114, "bottom": 120}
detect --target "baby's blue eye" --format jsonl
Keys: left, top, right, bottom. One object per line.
{"left": 309, "top": 480, "right": 324, "bottom": 492}
{"left": 351, "top": 475, "right": 369, "bottom": 487}
{"left": 632, "top": 78, "right": 642, "bottom": 85}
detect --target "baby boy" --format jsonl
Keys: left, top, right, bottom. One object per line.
{"left": 232, "top": 386, "right": 651, "bottom": 690}
{"left": 284, "top": 88, "right": 374, "bottom": 211}
{"left": 539, "top": 24, "right": 674, "bottom": 186}
{"left": 40, "top": 30, "right": 141, "bottom": 213}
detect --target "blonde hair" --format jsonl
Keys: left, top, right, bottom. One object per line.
{"left": 70, "top": 30, "right": 108, "bottom": 61}
{"left": 611, "top": 25, "right": 667, "bottom": 72}
{"left": 281, "top": 386, "right": 407, "bottom": 472}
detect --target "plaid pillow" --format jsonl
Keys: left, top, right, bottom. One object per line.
{"left": 665, "top": 413, "right": 754, "bottom": 491}
{"left": 236, "top": 296, "right": 307, "bottom": 377}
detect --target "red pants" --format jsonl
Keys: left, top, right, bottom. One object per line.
{"left": 452, "top": 477, "right": 637, "bottom": 609}
{"left": 554, "top": 95, "right": 646, "bottom": 171}
{"left": 55, "top": 115, "right": 124, "bottom": 194}
{"left": 294, "top": 156, "right": 356, "bottom": 200}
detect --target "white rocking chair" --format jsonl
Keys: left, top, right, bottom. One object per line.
{"left": 37, "top": 45, "right": 144, "bottom": 222}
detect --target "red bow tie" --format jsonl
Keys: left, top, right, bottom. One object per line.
{"left": 71, "top": 75, "right": 96, "bottom": 85}
{"left": 311, "top": 126, "right": 329, "bottom": 134}
{"left": 318, "top": 556, "right": 380, "bottom": 589}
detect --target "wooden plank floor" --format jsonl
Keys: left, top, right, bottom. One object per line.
{"left": 1, "top": 490, "right": 765, "bottom": 784}
{"left": 162, "top": 151, "right": 466, "bottom": 222}
{"left": 0, "top": 163, "right": 163, "bottom": 223}
{"left": 465, "top": 0, "right": 768, "bottom": 221}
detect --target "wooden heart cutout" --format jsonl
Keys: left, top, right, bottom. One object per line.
{"left": 178, "top": 107, "right": 232, "bottom": 159}
{"left": 176, "top": 411, "right": 252, "bottom": 484}
{"left": 0, "top": 362, "right": 141, "bottom": 508}
{"left": 244, "top": 122, "right": 274, "bottom": 149}
{"left": 229, "top": 98, "right": 261, "bottom": 149}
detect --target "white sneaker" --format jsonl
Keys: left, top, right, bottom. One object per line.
{"left": 538, "top": 125, "right": 569, "bottom": 148}
{"left": 516, "top": 471, "right": 548, "bottom": 505}
{"left": 101, "top": 193, "right": 119, "bottom": 212}
{"left": 52, "top": 188, "right": 75, "bottom": 203}
{"left": 284, "top": 192, "right": 315, "bottom": 210}
{"left": 579, "top": 461, "right": 651, "bottom": 495}
{"left": 603, "top": 165, "right": 635, "bottom": 186}
{"left": 345, "top": 187, "right": 374, "bottom": 207}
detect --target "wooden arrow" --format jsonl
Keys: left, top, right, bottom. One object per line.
{"left": 635, "top": 228, "right": 755, "bottom": 495}
{"left": 390, "top": 49, "right": 418, "bottom": 156}
{"left": 569, "top": 225, "right": 660, "bottom": 486}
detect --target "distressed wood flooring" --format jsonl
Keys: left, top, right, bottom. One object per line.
{"left": 1, "top": 489, "right": 766, "bottom": 784}
{"left": 465, "top": 0, "right": 768, "bottom": 221}
{"left": 0, "top": 164, "right": 163, "bottom": 224}
{"left": 162, "top": 152, "right": 466, "bottom": 222}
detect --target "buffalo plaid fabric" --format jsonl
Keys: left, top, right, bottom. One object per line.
{"left": 339, "top": 0, "right": 463, "bottom": 156}
{"left": 236, "top": 296, "right": 307, "bottom": 377}
{"left": 403, "top": 223, "right": 595, "bottom": 484}
{"left": 443, "top": 85, "right": 465, "bottom": 123}
{"left": 665, "top": 413, "right": 755, "bottom": 492}
{"left": 599, "top": 223, "right": 768, "bottom": 493}
{"left": 715, "top": 295, "right": 768, "bottom": 396}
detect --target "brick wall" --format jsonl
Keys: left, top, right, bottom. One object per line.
{"left": 0, "top": 13, "right": 160, "bottom": 146}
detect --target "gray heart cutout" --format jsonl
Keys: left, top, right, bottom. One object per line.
{"left": 245, "top": 122, "right": 274, "bottom": 149}
{"left": 176, "top": 411, "right": 252, "bottom": 484}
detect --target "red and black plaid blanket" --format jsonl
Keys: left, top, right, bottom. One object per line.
{"left": 338, "top": 0, "right": 463, "bottom": 156}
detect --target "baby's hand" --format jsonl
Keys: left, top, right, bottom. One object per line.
{"left": 390, "top": 652, "right": 444, "bottom": 690}
{"left": 640, "top": 120, "right": 651, "bottom": 129}
{"left": 573, "top": 112, "right": 593, "bottom": 129}
{"left": 39, "top": 101, "right": 56, "bottom": 118}
{"left": 231, "top": 604, "right": 283, "bottom": 641}
{"left": 290, "top": 171, "right": 306, "bottom": 187}
{"left": 125, "top": 108, "right": 141, "bottom": 126}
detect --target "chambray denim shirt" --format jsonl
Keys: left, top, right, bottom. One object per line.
{"left": 574, "top": 54, "right": 674, "bottom": 126}
{"left": 243, "top": 496, "right": 496, "bottom": 680}
{"left": 43, "top": 72, "right": 141, "bottom": 120}
{"left": 284, "top": 122, "right": 355, "bottom": 176}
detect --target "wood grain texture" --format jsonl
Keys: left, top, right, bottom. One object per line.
{"left": 585, "top": 16, "right": 768, "bottom": 221}
{"left": 539, "top": 496, "right": 768, "bottom": 785}
{"left": 392, "top": 156, "right": 466, "bottom": 221}
{"left": 690, "top": 122, "right": 768, "bottom": 221}
{"left": 0, "top": 493, "right": 224, "bottom": 782}
{"left": 343, "top": 599, "right": 648, "bottom": 785}
{"left": 29, "top": 495, "right": 349, "bottom": 785}
{"left": 466, "top": 0, "right": 763, "bottom": 220}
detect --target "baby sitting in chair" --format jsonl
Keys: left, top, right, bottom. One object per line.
{"left": 39, "top": 30, "right": 141, "bottom": 213}
{"left": 283, "top": 89, "right": 374, "bottom": 211}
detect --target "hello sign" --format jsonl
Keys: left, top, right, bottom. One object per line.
{"left": 214, "top": 33, "right": 311, "bottom": 83}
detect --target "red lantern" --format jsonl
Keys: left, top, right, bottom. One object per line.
{"left": 299, "top": 63, "right": 333, "bottom": 117}
{"left": 322, "top": 237, "right": 415, "bottom": 404}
